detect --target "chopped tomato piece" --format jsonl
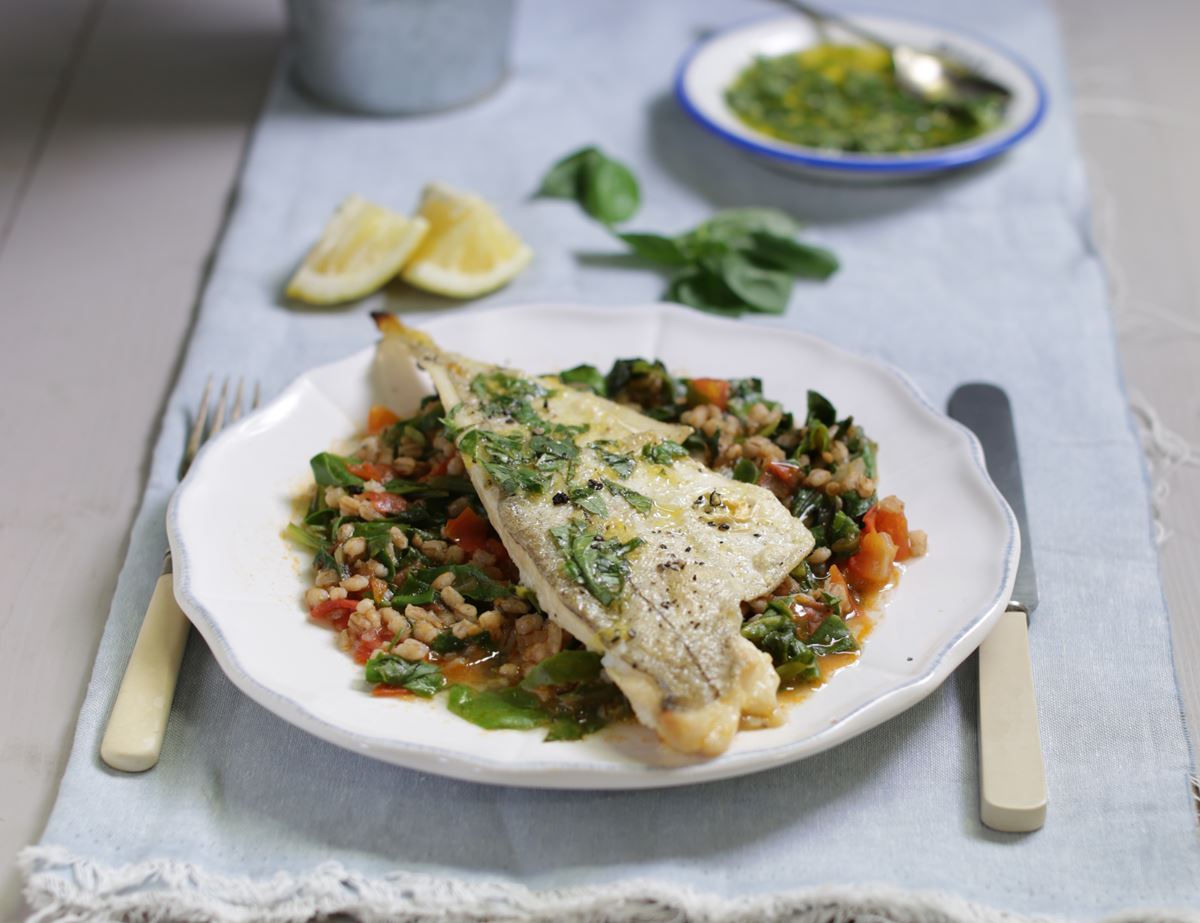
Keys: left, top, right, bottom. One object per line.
{"left": 363, "top": 492, "right": 408, "bottom": 515}
{"left": 371, "top": 685, "right": 412, "bottom": 698}
{"left": 826, "top": 564, "right": 857, "bottom": 616}
{"left": 352, "top": 630, "right": 386, "bottom": 664}
{"left": 483, "top": 537, "right": 510, "bottom": 564}
{"left": 369, "top": 576, "right": 390, "bottom": 604}
{"left": 309, "top": 597, "right": 358, "bottom": 631}
{"left": 687, "top": 378, "right": 731, "bottom": 410}
{"left": 444, "top": 506, "right": 494, "bottom": 553}
{"left": 426, "top": 456, "right": 452, "bottom": 478}
{"left": 846, "top": 530, "right": 897, "bottom": 590}
{"left": 765, "top": 460, "right": 805, "bottom": 489}
{"left": 346, "top": 461, "right": 393, "bottom": 482}
{"left": 863, "top": 497, "right": 911, "bottom": 561}
{"left": 367, "top": 405, "right": 400, "bottom": 435}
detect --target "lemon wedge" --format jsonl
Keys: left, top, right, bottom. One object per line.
{"left": 401, "top": 183, "right": 533, "bottom": 298}
{"left": 285, "top": 195, "right": 429, "bottom": 305}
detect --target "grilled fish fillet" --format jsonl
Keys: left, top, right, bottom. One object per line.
{"left": 375, "top": 315, "right": 814, "bottom": 755}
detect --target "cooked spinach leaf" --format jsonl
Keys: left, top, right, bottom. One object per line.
{"left": 521, "top": 650, "right": 603, "bottom": 689}
{"left": 310, "top": 452, "right": 364, "bottom": 487}
{"left": 732, "top": 458, "right": 760, "bottom": 484}
{"left": 446, "top": 685, "right": 549, "bottom": 730}
{"left": 558, "top": 364, "right": 608, "bottom": 395}
{"left": 808, "top": 614, "right": 858, "bottom": 656}
{"left": 364, "top": 656, "right": 445, "bottom": 697}
{"left": 284, "top": 522, "right": 326, "bottom": 551}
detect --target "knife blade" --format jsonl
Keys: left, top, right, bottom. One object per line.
{"left": 948, "top": 382, "right": 1047, "bottom": 832}
{"left": 947, "top": 383, "right": 1038, "bottom": 613}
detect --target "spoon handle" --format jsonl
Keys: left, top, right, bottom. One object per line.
{"left": 777, "top": 0, "right": 895, "bottom": 50}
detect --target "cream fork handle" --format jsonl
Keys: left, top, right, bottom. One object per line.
{"left": 99, "top": 570, "right": 190, "bottom": 771}
{"left": 978, "top": 605, "right": 1047, "bottom": 832}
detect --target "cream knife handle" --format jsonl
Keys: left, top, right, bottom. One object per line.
{"left": 100, "top": 572, "right": 190, "bottom": 772}
{"left": 978, "top": 604, "right": 1047, "bottom": 832}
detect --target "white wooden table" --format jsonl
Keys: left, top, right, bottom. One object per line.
{"left": 2, "top": 1, "right": 1196, "bottom": 917}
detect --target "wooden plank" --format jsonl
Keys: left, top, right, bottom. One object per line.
{"left": 0, "top": 0, "right": 281, "bottom": 916}
{"left": 0, "top": 0, "right": 99, "bottom": 243}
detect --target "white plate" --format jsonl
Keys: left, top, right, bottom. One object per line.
{"left": 168, "top": 303, "right": 1017, "bottom": 788}
{"left": 675, "top": 13, "right": 1047, "bottom": 180}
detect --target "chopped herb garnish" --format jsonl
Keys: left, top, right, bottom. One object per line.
{"left": 568, "top": 484, "right": 609, "bottom": 517}
{"left": 603, "top": 479, "right": 653, "bottom": 513}
{"left": 591, "top": 443, "right": 636, "bottom": 478}
{"left": 641, "top": 440, "right": 689, "bottom": 466}
{"left": 550, "top": 518, "right": 643, "bottom": 606}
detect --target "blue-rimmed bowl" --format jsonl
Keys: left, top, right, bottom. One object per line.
{"left": 675, "top": 13, "right": 1047, "bottom": 181}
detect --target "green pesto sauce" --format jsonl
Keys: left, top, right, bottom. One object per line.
{"left": 725, "top": 44, "right": 1007, "bottom": 154}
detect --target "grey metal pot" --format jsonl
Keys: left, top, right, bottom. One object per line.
{"left": 287, "top": 0, "right": 517, "bottom": 115}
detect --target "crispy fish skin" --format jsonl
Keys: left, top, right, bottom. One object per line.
{"left": 374, "top": 315, "right": 814, "bottom": 756}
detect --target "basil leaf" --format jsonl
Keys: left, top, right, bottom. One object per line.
{"left": 310, "top": 452, "right": 363, "bottom": 487}
{"left": 535, "top": 146, "right": 640, "bottom": 225}
{"left": 708, "top": 252, "right": 792, "bottom": 315}
{"left": 603, "top": 479, "right": 652, "bottom": 513}
{"left": 284, "top": 522, "right": 326, "bottom": 551}
{"left": 749, "top": 232, "right": 839, "bottom": 280}
{"left": 732, "top": 458, "right": 760, "bottom": 484}
{"left": 581, "top": 155, "right": 640, "bottom": 224}
{"left": 666, "top": 265, "right": 745, "bottom": 316}
{"left": 535, "top": 146, "right": 596, "bottom": 198}
{"left": 696, "top": 207, "right": 803, "bottom": 242}
{"left": 364, "top": 656, "right": 445, "bottom": 697}
{"left": 618, "top": 232, "right": 688, "bottom": 266}
{"left": 558, "top": 364, "right": 608, "bottom": 396}
{"left": 521, "top": 650, "right": 603, "bottom": 689}
{"left": 446, "top": 685, "right": 548, "bottom": 730}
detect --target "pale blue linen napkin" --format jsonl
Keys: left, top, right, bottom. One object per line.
{"left": 23, "top": 1, "right": 1200, "bottom": 920}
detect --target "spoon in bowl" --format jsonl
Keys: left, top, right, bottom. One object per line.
{"left": 780, "top": 0, "right": 1013, "bottom": 107}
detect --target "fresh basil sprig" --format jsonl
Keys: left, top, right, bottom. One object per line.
{"left": 535, "top": 146, "right": 641, "bottom": 225}
{"left": 536, "top": 148, "right": 838, "bottom": 316}
{"left": 622, "top": 208, "right": 838, "bottom": 316}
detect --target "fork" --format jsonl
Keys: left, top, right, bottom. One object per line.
{"left": 100, "top": 377, "right": 259, "bottom": 772}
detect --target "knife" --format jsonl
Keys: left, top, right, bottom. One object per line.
{"left": 948, "top": 383, "right": 1047, "bottom": 833}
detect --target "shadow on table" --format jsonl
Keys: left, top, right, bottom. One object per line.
{"left": 166, "top": 642, "right": 982, "bottom": 882}
{"left": 644, "top": 93, "right": 1003, "bottom": 226}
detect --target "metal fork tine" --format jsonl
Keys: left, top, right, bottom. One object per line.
{"left": 252, "top": 381, "right": 262, "bottom": 411}
{"left": 228, "top": 379, "right": 246, "bottom": 424}
{"left": 209, "top": 378, "right": 230, "bottom": 440}
{"left": 184, "top": 377, "right": 214, "bottom": 469}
